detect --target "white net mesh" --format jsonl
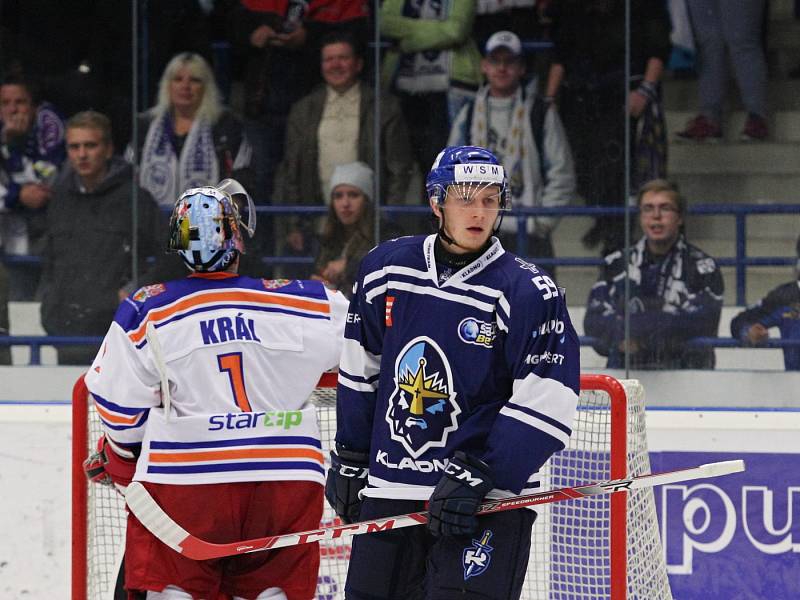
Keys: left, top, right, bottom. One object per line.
{"left": 525, "top": 380, "right": 672, "bottom": 600}
{"left": 74, "top": 377, "right": 671, "bottom": 600}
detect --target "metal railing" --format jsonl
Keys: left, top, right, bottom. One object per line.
{"left": 2, "top": 203, "right": 798, "bottom": 365}
{"left": 4, "top": 203, "right": 798, "bottom": 306}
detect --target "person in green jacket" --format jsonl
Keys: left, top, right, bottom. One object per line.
{"left": 380, "top": 0, "right": 482, "bottom": 177}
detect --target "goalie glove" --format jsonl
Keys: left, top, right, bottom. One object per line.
{"left": 427, "top": 451, "right": 494, "bottom": 537}
{"left": 83, "top": 435, "right": 137, "bottom": 494}
{"left": 325, "top": 443, "right": 369, "bottom": 524}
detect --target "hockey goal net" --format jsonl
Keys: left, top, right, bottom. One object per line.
{"left": 72, "top": 373, "right": 672, "bottom": 600}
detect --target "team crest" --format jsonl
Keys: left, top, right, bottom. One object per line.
{"left": 132, "top": 284, "right": 166, "bottom": 303}
{"left": 463, "top": 530, "right": 494, "bottom": 580}
{"left": 386, "top": 337, "right": 460, "bottom": 458}
{"left": 262, "top": 278, "right": 291, "bottom": 290}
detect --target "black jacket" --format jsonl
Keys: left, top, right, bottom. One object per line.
{"left": 40, "top": 157, "right": 161, "bottom": 336}
{"left": 584, "top": 235, "right": 724, "bottom": 369}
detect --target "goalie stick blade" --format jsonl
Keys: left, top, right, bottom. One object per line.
{"left": 126, "top": 459, "right": 745, "bottom": 561}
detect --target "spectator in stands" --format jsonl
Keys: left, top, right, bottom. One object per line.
{"left": 0, "top": 261, "right": 10, "bottom": 364}
{"left": 40, "top": 111, "right": 160, "bottom": 365}
{"left": 448, "top": 30, "right": 575, "bottom": 270}
{"left": 313, "top": 162, "right": 402, "bottom": 298}
{"left": 273, "top": 31, "right": 413, "bottom": 275}
{"left": 232, "top": 0, "right": 321, "bottom": 204}
{"left": 380, "top": 0, "right": 482, "bottom": 177}
{"left": 303, "top": 0, "right": 372, "bottom": 89}
{"left": 128, "top": 52, "right": 252, "bottom": 210}
{"left": 471, "top": 0, "right": 539, "bottom": 53}
{"left": 730, "top": 239, "right": 800, "bottom": 371}
{"left": 676, "top": 0, "right": 769, "bottom": 142}
{"left": 544, "top": 0, "right": 671, "bottom": 255}
{"left": 0, "top": 75, "right": 66, "bottom": 298}
{"left": 584, "top": 179, "right": 724, "bottom": 370}
{"left": 86, "top": 0, "right": 220, "bottom": 148}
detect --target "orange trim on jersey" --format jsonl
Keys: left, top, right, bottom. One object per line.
{"left": 94, "top": 402, "right": 142, "bottom": 426}
{"left": 149, "top": 447, "right": 324, "bottom": 464}
{"left": 128, "top": 289, "right": 330, "bottom": 343}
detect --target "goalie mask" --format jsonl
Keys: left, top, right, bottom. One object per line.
{"left": 167, "top": 179, "right": 256, "bottom": 272}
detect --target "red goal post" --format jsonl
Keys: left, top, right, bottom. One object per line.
{"left": 72, "top": 373, "right": 672, "bottom": 600}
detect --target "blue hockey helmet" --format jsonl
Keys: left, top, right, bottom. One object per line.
{"left": 426, "top": 146, "right": 511, "bottom": 210}
{"left": 167, "top": 179, "right": 256, "bottom": 272}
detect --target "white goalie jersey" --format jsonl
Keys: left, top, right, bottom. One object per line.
{"left": 84, "top": 274, "right": 348, "bottom": 486}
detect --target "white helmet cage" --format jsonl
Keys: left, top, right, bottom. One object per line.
{"left": 426, "top": 146, "right": 511, "bottom": 211}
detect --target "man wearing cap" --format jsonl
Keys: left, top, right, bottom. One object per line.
{"left": 448, "top": 30, "right": 576, "bottom": 271}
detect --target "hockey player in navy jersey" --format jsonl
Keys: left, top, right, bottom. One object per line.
{"left": 325, "top": 146, "right": 580, "bottom": 599}
{"left": 84, "top": 179, "right": 348, "bottom": 600}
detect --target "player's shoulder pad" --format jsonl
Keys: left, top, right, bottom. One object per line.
{"left": 248, "top": 276, "right": 330, "bottom": 301}
{"left": 115, "top": 281, "right": 176, "bottom": 331}
{"left": 359, "top": 234, "right": 426, "bottom": 273}
{"left": 495, "top": 253, "right": 566, "bottom": 323}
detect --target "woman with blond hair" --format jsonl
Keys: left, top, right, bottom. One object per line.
{"left": 128, "top": 52, "right": 252, "bottom": 208}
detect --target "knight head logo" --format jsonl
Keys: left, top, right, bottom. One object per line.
{"left": 386, "top": 337, "right": 460, "bottom": 458}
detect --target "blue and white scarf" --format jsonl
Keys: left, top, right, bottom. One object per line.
{"left": 139, "top": 112, "right": 218, "bottom": 207}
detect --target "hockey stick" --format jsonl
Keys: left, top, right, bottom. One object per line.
{"left": 126, "top": 459, "right": 744, "bottom": 561}
{"left": 145, "top": 321, "right": 172, "bottom": 421}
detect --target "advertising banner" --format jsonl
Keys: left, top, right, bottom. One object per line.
{"left": 651, "top": 450, "right": 800, "bottom": 599}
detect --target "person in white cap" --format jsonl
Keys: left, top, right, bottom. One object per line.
{"left": 314, "top": 161, "right": 402, "bottom": 297}
{"left": 448, "top": 30, "right": 575, "bottom": 279}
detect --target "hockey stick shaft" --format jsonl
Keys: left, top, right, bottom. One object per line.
{"left": 126, "top": 459, "right": 744, "bottom": 561}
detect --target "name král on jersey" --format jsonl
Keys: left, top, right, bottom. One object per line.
{"left": 200, "top": 314, "right": 261, "bottom": 344}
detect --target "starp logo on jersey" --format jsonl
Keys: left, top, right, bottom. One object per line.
{"left": 463, "top": 530, "right": 494, "bottom": 580}
{"left": 386, "top": 337, "right": 460, "bottom": 458}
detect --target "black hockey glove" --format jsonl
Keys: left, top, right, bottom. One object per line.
{"left": 325, "top": 443, "right": 369, "bottom": 524}
{"left": 427, "top": 451, "right": 494, "bottom": 538}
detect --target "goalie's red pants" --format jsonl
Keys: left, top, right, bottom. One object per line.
{"left": 124, "top": 480, "right": 323, "bottom": 600}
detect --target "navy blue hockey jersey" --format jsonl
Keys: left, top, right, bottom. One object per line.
{"left": 336, "top": 234, "right": 580, "bottom": 498}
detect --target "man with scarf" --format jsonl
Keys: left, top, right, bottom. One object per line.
{"left": 448, "top": 31, "right": 575, "bottom": 273}
{"left": 584, "top": 179, "right": 724, "bottom": 369}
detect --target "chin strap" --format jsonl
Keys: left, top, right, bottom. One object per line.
{"left": 436, "top": 207, "right": 505, "bottom": 251}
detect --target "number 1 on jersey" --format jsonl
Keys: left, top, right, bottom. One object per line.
{"left": 217, "top": 352, "right": 252, "bottom": 412}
